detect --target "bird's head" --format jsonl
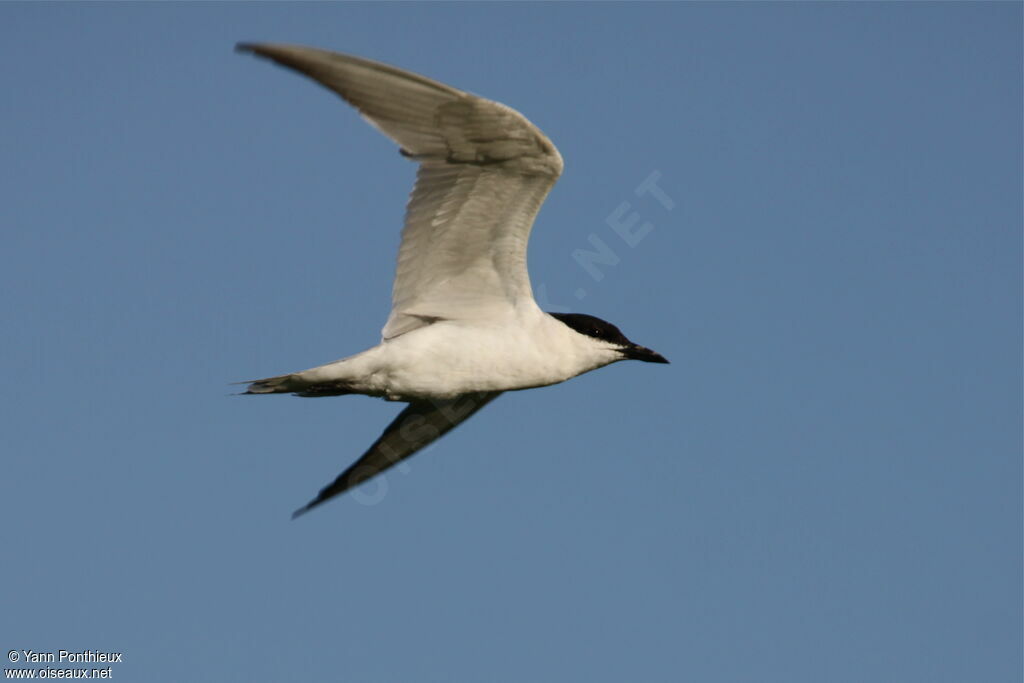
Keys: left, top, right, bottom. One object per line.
{"left": 549, "top": 312, "right": 669, "bottom": 366}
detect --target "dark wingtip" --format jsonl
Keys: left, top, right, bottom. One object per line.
{"left": 291, "top": 501, "right": 315, "bottom": 520}
{"left": 235, "top": 42, "right": 258, "bottom": 55}
{"left": 292, "top": 487, "right": 333, "bottom": 519}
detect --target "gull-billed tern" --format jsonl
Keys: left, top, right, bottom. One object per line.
{"left": 237, "top": 43, "right": 669, "bottom": 517}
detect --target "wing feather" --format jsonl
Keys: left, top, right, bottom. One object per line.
{"left": 291, "top": 392, "right": 501, "bottom": 517}
{"left": 236, "top": 43, "right": 563, "bottom": 339}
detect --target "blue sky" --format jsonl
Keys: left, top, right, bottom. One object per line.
{"left": 2, "top": 3, "right": 1020, "bottom": 681}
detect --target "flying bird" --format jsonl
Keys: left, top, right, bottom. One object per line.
{"left": 237, "top": 43, "right": 669, "bottom": 517}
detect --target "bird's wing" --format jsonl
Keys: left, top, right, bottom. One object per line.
{"left": 236, "top": 44, "right": 564, "bottom": 340}
{"left": 291, "top": 392, "right": 502, "bottom": 517}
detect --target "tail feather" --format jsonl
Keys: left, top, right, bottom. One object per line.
{"left": 243, "top": 373, "right": 352, "bottom": 397}
{"left": 244, "top": 374, "right": 297, "bottom": 394}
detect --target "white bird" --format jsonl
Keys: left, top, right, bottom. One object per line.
{"left": 237, "top": 43, "right": 668, "bottom": 517}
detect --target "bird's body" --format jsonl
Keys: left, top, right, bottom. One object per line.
{"left": 237, "top": 43, "right": 668, "bottom": 516}
{"left": 250, "top": 306, "right": 622, "bottom": 401}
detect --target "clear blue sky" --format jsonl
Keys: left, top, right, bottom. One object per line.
{"left": 3, "top": 3, "right": 1020, "bottom": 682}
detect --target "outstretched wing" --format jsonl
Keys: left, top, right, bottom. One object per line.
{"left": 236, "top": 44, "right": 563, "bottom": 339}
{"left": 291, "top": 392, "right": 501, "bottom": 517}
